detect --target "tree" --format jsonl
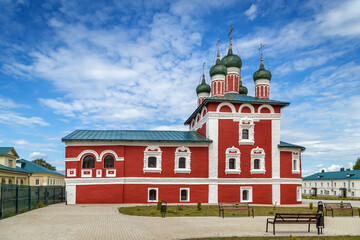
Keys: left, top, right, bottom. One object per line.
{"left": 32, "top": 158, "right": 56, "bottom": 171}
{"left": 353, "top": 157, "right": 360, "bottom": 170}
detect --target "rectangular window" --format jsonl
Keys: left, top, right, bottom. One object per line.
{"left": 315, "top": 183, "right": 317, "bottom": 187}
{"left": 240, "top": 187, "right": 253, "bottom": 203}
{"left": 334, "top": 191, "right": 336, "bottom": 196}
{"left": 229, "top": 158, "right": 235, "bottom": 169}
{"left": 321, "top": 183, "right": 323, "bottom": 187}
{"left": 352, "top": 182, "right": 354, "bottom": 188}
{"left": 343, "top": 182, "right": 346, "bottom": 187}
{"left": 352, "top": 192, "right": 355, "bottom": 197}
{"left": 304, "top": 189, "right": 306, "bottom": 194}
{"left": 148, "top": 157, "right": 157, "bottom": 168}
{"left": 320, "top": 190, "right": 323, "bottom": 194}
{"left": 8, "top": 159, "right": 13, "bottom": 167}
{"left": 35, "top": 179, "right": 40, "bottom": 186}
{"left": 304, "top": 183, "right": 306, "bottom": 187}
{"left": 178, "top": 157, "right": 186, "bottom": 168}
{"left": 148, "top": 188, "right": 158, "bottom": 202}
{"left": 327, "top": 183, "right": 329, "bottom": 187}
{"left": 334, "top": 183, "right": 336, "bottom": 187}
{"left": 180, "top": 188, "right": 190, "bottom": 202}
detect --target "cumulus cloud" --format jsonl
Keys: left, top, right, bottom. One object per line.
{"left": 245, "top": 4, "right": 257, "bottom": 21}
{"left": 327, "top": 164, "right": 343, "bottom": 172}
{"left": 29, "top": 152, "right": 48, "bottom": 160}
{"left": 316, "top": 164, "right": 324, "bottom": 168}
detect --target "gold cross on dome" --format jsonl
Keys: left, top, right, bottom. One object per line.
{"left": 228, "top": 25, "right": 234, "bottom": 45}
{"left": 258, "top": 43, "right": 265, "bottom": 58}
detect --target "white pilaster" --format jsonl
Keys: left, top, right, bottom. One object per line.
{"left": 207, "top": 114, "right": 219, "bottom": 203}
{"left": 66, "top": 184, "right": 76, "bottom": 204}
{"left": 272, "top": 183, "right": 280, "bottom": 205}
{"left": 271, "top": 119, "right": 281, "bottom": 179}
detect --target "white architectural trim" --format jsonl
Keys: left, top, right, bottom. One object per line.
{"left": 208, "top": 184, "right": 218, "bottom": 203}
{"left": 258, "top": 104, "right": 275, "bottom": 114}
{"left": 238, "top": 103, "right": 255, "bottom": 113}
{"left": 143, "top": 146, "right": 162, "bottom": 173}
{"left": 180, "top": 188, "right": 190, "bottom": 202}
{"left": 174, "top": 146, "right": 191, "bottom": 174}
{"left": 81, "top": 169, "right": 92, "bottom": 178}
{"left": 106, "top": 169, "right": 116, "bottom": 177}
{"left": 66, "top": 185, "right": 76, "bottom": 204}
{"left": 272, "top": 183, "right": 281, "bottom": 205}
{"left": 78, "top": 150, "right": 99, "bottom": 162}
{"left": 272, "top": 120, "right": 281, "bottom": 179}
{"left": 240, "top": 186, "right": 253, "bottom": 203}
{"left": 292, "top": 152, "right": 301, "bottom": 174}
{"left": 65, "top": 141, "right": 209, "bottom": 147}
{"left": 200, "top": 106, "right": 208, "bottom": 117}
{"left": 216, "top": 102, "right": 236, "bottom": 113}
{"left": 297, "top": 186, "right": 302, "bottom": 202}
{"left": 227, "top": 67, "right": 240, "bottom": 74}
{"left": 65, "top": 177, "right": 303, "bottom": 186}
{"left": 96, "top": 169, "right": 102, "bottom": 177}
{"left": 225, "top": 146, "right": 241, "bottom": 174}
{"left": 148, "top": 187, "right": 158, "bottom": 202}
{"left": 238, "top": 117, "right": 255, "bottom": 145}
{"left": 100, "top": 150, "right": 123, "bottom": 162}
{"left": 250, "top": 147, "right": 266, "bottom": 174}
{"left": 67, "top": 169, "right": 76, "bottom": 177}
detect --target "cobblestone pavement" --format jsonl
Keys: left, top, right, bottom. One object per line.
{"left": 0, "top": 203, "right": 360, "bottom": 240}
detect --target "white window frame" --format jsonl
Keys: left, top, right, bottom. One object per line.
{"left": 148, "top": 188, "right": 158, "bottom": 202}
{"left": 238, "top": 117, "right": 255, "bottom": 145}
{"left": 143, "top": 146, "right": 162, "bottom": 173}
{"left": 106, "top": 169, "right": 116, "bottom": 177}
{"left": 35, "top": 179, "right": 40, "bottom": 186}
{"left": 297, "top": 186, "right": 302, "bottom": 201}
{"left": 81, "top": 169, "right": 92, "bottom": 178}
{"left": 240, "top": 186, "right": 253, "bottom": 203}
{"left": 292, "top": 152, "right": 301, "bottom": 174}
{"left": 67, "top": 168, "right": 76, "bottom": 177}
{"left": 225, "top": 146, "right": 241, "bottom": 174}
{"left": 174, "top": 146, "right": 191, "bottom": 174}
{"left": 180, "top": 188, "right": 190, "bottom": 202}
{"left": 250, "top": 147, "right": 266, "bottom": 174}
{"left": 8, "top": 159, "right": 13, "bottom": 167}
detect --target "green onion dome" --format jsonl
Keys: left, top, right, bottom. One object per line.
{"left": 253, "top": 58, "right": 272, "bottom": 81}
{"left": 221, "top": 46, "right": 242, "bottom": 69}
{"left": 239, "top": 85, "right": 248, "bottom": 95}
{"left": 209, "top": 53, "right": 227, "bottom": 77}
{"left": 196, "top": 74, "right": 211, "bottom": 94}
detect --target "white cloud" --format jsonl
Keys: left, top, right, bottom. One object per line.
{"left": 29, "top": 152, "right": 48, "bottom": 160}
{"left": 245, "top": 4, "right": 257, "bottom": 21}
{"left": 316, "top": 164, "right": 324, "bottom": 168}
{"left": 327, "top": 164, "right": 343, "bottom": 172}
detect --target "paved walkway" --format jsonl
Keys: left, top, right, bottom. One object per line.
{"left": 0, "top": 203, "right": 360, "bottom": 240}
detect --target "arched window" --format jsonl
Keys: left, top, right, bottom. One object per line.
{"left": 242, "top": 129, "right": 249, "bottom": 139}
{"left": 82, "top": 155, "right": 95, "bottom": 169}
{"left": 242, "top": 190, "right": 248, "bottom": 201}
{"left": 148, "top": 188, "right": 158, "bottom": 202}
{"left": 254, "top": 159, "right": 260, "bottom": 169}
{"left": 229, "top": 158, "right": 236, "bottom": 169}
{"left": 104, "top": 155, "right": 114, "bottom": 168}
{"left": 180, "top": 188, "right": 189, "bottom": 201}
{"left": 178, "top": 157, "right": 186, "bottom": 169}
{"left": 293, "top": 159, "right": 297, "bottom": 170}
{"left": 148, "top": 157, "right": 157, "bottom": 168}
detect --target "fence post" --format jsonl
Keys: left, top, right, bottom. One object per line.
{"left": 28, "top": 186, "right": 31, "bottom": 210}
{"left": 15, "top": 185, "right": 18, "bottom": 214}
{"left": 0, "top": 184, "right": 3, "bottom": 218}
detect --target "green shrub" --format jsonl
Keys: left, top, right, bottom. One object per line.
{"left": 197, "top": 201, "right": 202, "bottom": 211}
{"left": 156, "top": 200, "right": 162, "bottom": 210}
{"left": 36, "top": 201, "right": 46, "bottom": 209}
{"left": 309, "top": 202, "right": 313, "bottom": 210}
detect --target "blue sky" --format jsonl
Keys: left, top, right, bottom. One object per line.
{"left": 0, "top": 0, "right": 359, "bottom": 175}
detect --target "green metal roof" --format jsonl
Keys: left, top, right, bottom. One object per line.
{"left": 0, "top": 164, "right": 30, "bottom": 174}
{"left": 62, "top": 130, "right": 212, "bottom": 143}
{"left": 184, "top": 93, "right": 290, "bottom": 124}
{"left": 0, "top": 147, "right": 18, "bottom": 157}
{"left": 279, "top": 141, "right": 305, "bottom": 151}
{"left": 303, "top": 170, "right": 360, "bottom": 181}
{"left": 16, "top": 159, "right": 64, "bottom": 176}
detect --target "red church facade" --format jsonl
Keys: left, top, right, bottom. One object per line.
{"left": 62, "top": 37, "right": 304, "bottom": 205}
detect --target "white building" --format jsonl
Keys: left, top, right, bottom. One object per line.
{"left": 302, "top": 168, "right": 360, "bottom": 198}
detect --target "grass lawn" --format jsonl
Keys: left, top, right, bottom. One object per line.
{"left": 118, "top": 205, "right": 356, "bottom": 217}
{"left": 190, "top": 236, "right": 360, "bottom": 240}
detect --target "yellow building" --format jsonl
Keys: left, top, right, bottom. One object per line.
{"left": 16, "top": 159, "right": 65, "bottom": 186}
{"left": 0, "top": 147, "right": 30, "bottom": 185}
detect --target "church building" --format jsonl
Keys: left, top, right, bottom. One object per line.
{"left": 62, "top": 33, "right": 304, "bottom": 205}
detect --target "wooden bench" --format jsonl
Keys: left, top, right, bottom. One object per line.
{"left": 266, "top": 213, "right": 322, "bottom": 235}
{"left": 218, "top": 203, "right": 254, "bottom": 218}
{"left": 324, "top": 203, "right": 360, "bottom": 217}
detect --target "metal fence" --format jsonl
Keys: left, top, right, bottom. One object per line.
{"left": 0, "top": 184, "right": 65, "bottom": 218}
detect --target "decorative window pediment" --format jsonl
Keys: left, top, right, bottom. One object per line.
{"left": 174, "top": 146, "right": 191, "bottom": 173}
{"left": 250, "top": 147, "right": 266, "bottom": 174}
{"left": 292, "top": 152, "right": 301, "bottom": 174}
{"left": 239, "top": 117, "right": 255, "bottom": 145}
{"left": 225, "top": 146, "right": 241, "bottom": 174}
{"left": 143, "top": 146, "right": 162, "bottom": 173}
